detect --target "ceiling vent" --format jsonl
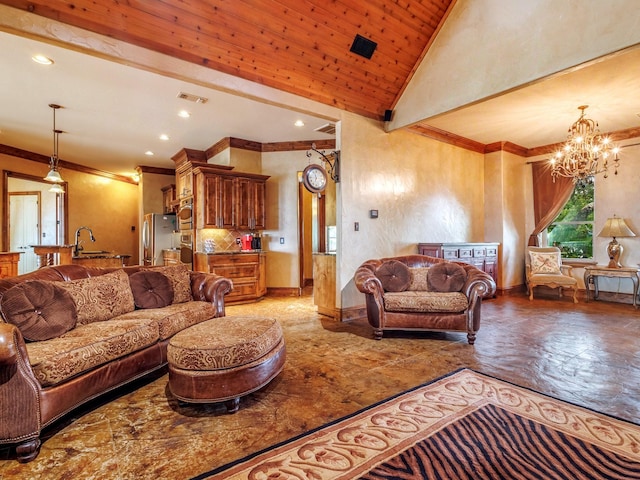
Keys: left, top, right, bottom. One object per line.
{"left": 177, "top": 92, "right": 208, "bottom": 104}
{"left": 350, "top": 34, "right": 377, "bottom": 60}
{"left": 314, "top": 123, "right": 336, "bottom": 135}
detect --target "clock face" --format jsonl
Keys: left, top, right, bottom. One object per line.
{"left": 303, "top": 164, "right": 327, "bottom": 193}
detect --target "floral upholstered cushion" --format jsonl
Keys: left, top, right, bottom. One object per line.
{"left": 529, "top": 251, "right": 561, "bottom": 275}
{"left": 1, "top": 280, "right": 77, "bottom": 341}
{"left": 407, "top": 267, "right": 430, "bottom": 291}
{"left": 168, "top": 316, "right": 283, "bottom": 371}
{"left": 142, "top": 265, "right": 192, "bottom": 304}
{"left": 116, "top": 301, "right": 217, "bottom": 340}
{"left": 383, "top": 291, "right": 468, "bottom": 313}
{"left": 375, "top": 260, "right": 411, "bottom": 292}
{"left": 59, "top": 269, "right": 135, "bottom": 325}
{"left": 25, "top": 318, "right": 159, "bottom": 387}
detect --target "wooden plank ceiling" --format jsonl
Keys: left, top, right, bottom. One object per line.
{"left": 3, "top": 0, "right": 453, "bottom": 121}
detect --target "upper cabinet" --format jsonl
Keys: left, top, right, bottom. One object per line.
{"left": 236, "top": 177, "right": 267, "bottom": 230}
{"left": 191, "top": 165, "right": 269, "bottom": 231}
{"left": 172, "top": 148, "right": 270, "bottom": 231}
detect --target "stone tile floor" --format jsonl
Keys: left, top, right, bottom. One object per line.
{"left": 1, "top": 292, "right": 639, "bottom": 479}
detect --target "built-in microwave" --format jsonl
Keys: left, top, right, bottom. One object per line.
{"left": 178, "top": 197, "right": 193, "bottom": 231}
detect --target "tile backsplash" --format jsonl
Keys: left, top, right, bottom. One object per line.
{"left": 197, "top": 229, "right": 261, "bottom": 253}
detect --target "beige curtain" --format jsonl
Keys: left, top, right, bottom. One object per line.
{"left": 528, "top": 161, "right": 574, "bottom": 246}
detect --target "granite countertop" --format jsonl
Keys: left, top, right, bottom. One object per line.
{"left": 73, "top": 253, "right": 131, "bottom": 259}
{"left": 197, "top": 250, "right": 264, "bottom": 255}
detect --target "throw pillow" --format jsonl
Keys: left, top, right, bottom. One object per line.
{"left": 129, "top": 271, "right": 174, "bottom": 309}
{"left": 529, "top": 251, "right": 561, "bottom": 275}
{"left": 142, "top": 264, "right": 192, "bottom": 304}
{"left": 375, "top": 260, "right": 411, "bottom": 292}
{"left": 0, "top": 280, "right": 77, "bottom": 341}
{"left": 59, "top": 269, "right": 135, "bottom": 325}
{"left": 408, "top": 267, "right": 430, "bottom": 291}
{"left": 427, "top": 262, "right": 468, "bottom": 292}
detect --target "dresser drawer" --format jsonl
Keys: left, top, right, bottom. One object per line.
{"left": 443, "top": 249, "right": 459, "bottom": 260}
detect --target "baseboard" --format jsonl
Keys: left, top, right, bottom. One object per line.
{"left": 338, "top": 305, "right": 367, "bottom": 322}
{"left": 496, "top": 284, "right": 526, "bottom": 296}
{"left": 266, "top": 287, "right": 301, "bottom": 297}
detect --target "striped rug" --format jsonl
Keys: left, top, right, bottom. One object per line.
{"left": 193, "top": 369, "right": 640, "bottom": 479}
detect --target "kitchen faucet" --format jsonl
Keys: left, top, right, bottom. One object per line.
{"left": 74, "top": 226, "right": 96, "bottom": 256}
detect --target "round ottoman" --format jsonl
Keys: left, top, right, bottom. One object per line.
{"left": 167, "top": 316, "right": 286, "bottom": 413}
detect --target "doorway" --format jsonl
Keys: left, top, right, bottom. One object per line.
{"left": 3, "top": 171, "right": 68, "bottom": 274}
{"left": 298, "top": 180, "right": 326, "bottom": 289}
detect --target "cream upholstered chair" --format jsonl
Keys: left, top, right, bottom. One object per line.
{"left": 526, "top": 246, "right": 578, "bottom": 303}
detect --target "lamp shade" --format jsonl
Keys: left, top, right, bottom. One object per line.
{"left": 598, "top": 216, "right": 636, "bottom": 238}
{"left": 44, "top": 167, "right": 63, "bottom": 183}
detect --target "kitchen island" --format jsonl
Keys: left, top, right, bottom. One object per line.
{"left": 72, "top": 253, "right": 131, "bottom": 268}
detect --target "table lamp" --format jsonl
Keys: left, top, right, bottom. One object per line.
{"left": 597, "top": 215, "right": 636, "bottom": 268}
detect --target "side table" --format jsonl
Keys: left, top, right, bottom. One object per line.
{"left": 584, "top": 265, "right": 639, "bottom": 308}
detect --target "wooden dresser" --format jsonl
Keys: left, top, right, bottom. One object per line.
{"left": 418, "top": 242, "right": 499, "bottom": 283}
{"left": 194, "top": 252, "right": 266, "bottom": 304}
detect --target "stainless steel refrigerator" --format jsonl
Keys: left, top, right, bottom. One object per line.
{"left": 142, "top": 213, "right": 176, "bottom": 266}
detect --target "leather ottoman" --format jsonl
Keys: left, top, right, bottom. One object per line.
{"left": 167, "top": 316, "right": 286, "bottom": 412}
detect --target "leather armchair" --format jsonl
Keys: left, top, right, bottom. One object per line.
{"left": 354, "top": 255, "right": 496, "bottom": 344}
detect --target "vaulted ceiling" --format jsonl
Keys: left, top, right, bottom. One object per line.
{"left": 3, "top": 0, "right": 453, "bottom": 121}
{"left": 1, "top": 1, "right": 639, "bottom": 178}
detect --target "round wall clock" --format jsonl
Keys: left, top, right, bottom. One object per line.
{"left": 302, "top": 164, "right": 328, "bottom": 193}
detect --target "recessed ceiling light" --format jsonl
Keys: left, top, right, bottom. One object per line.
{"left": 145, "top": 150, "right": 154, "bottom": 156}
{"left": 178, "top": 110, "right": 191, "bottom": 118}
{"left": 159, "top": 134, "right": 169, "bottom": 141}
{"left": 294, "top": 120, "right": 305, "bottom": 127}
{"left": 32, "top": 54, "right": 54, "bottom": 65}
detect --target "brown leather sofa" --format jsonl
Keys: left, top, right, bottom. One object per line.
{"left": 354, "top": 255, "right": 496, "bottom": 344}
{"left": 0, "top": 264, "right": 232, "bottom": 463}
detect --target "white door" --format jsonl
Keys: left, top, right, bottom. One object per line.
{"left": 10, "top": 193, "right": 40, "bottom": 274}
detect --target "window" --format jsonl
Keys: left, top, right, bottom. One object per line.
{"left": 547, "top": 181, "right": 594, "bottom": 259}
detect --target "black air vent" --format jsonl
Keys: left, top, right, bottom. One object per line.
{"left": 350, "top": 34, "right": 377, "bottom": 59}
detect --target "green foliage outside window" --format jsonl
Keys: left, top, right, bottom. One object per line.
{"left": 547, "top": 181, "right": 594, "bottom": 258}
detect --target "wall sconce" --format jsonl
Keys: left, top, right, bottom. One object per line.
{"left": 306, "top": 143, "right": 340, "bottom": 182}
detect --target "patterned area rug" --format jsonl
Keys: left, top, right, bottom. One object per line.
{"left": 193, "top": 369, "right": 640, "bottom": 479}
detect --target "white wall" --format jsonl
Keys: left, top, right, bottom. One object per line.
{"left": 338, "top": 112, "right": 486, "bottom": 308}
{"left": 391, "top": 0, "right": 640, "bottom": 130}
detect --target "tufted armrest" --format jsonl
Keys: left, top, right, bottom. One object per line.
{"left": 189, "top": 272, "right": 233, "bottom": 317}
{"left": 459, "top": 263, "right": 496, "bottom": 299}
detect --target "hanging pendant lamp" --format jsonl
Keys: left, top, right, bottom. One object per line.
{"left": 44, "top": 103, "right": 65, "bottom": 184}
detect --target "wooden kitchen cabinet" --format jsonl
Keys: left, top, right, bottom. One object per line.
{"left": 236, "top": 177, "right": 267, "bottom": 230}
{"left": 161, "top": 184, "right": 176, "bottom": 214}
{"left": 194, "top": 252, "right": 266, "bottom": 304}
{"left": 195, "top": 171, "right": 235, "bottom": 229}
{"left": 418, "top": 242, "right": 499, "bottom": 284}
{"left": 194, "top": 166, "right": 269, "bottom": 230}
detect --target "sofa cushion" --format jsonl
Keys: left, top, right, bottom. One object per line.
{"left": 407, "top": 267, "right": 430, "bottom": 291}
{"left": 59, "top": 269, "right": 135, "bottom": 325}
{"left": 143, "top": 265, "right": 192, "bottom": 304}
{"left": 375, "top": 260, "right": 411, "bottom": 292}
{"left": 129, "top": 271, "right": 174, "bottom": 309}
{"left": 427, "top": 262, "right": 467, "bottom": 292}
{"left": 383, "top": 291, "right": 468, "bottom": 313}
{"left": 25, "top": 319, "right": 159, "bottom": 387}
{"left": 116, "top": 301, "right": 217, "bottom": 340}
{"left": 1, "top": 280, "right": 77, "bottom": 341}
{"left": 529, "top": 251, "right": 561, "bottom": 275}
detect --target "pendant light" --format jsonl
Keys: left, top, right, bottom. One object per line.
{"left": 44, "top": 103, "right": 65, "bottom": 185}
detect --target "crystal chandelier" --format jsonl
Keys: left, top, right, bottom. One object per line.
{"left": 550, "top": 105, "right": 620, "bottom": 184}
{"left": 44, "top": 103, "right": 65, "bottom": 187}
